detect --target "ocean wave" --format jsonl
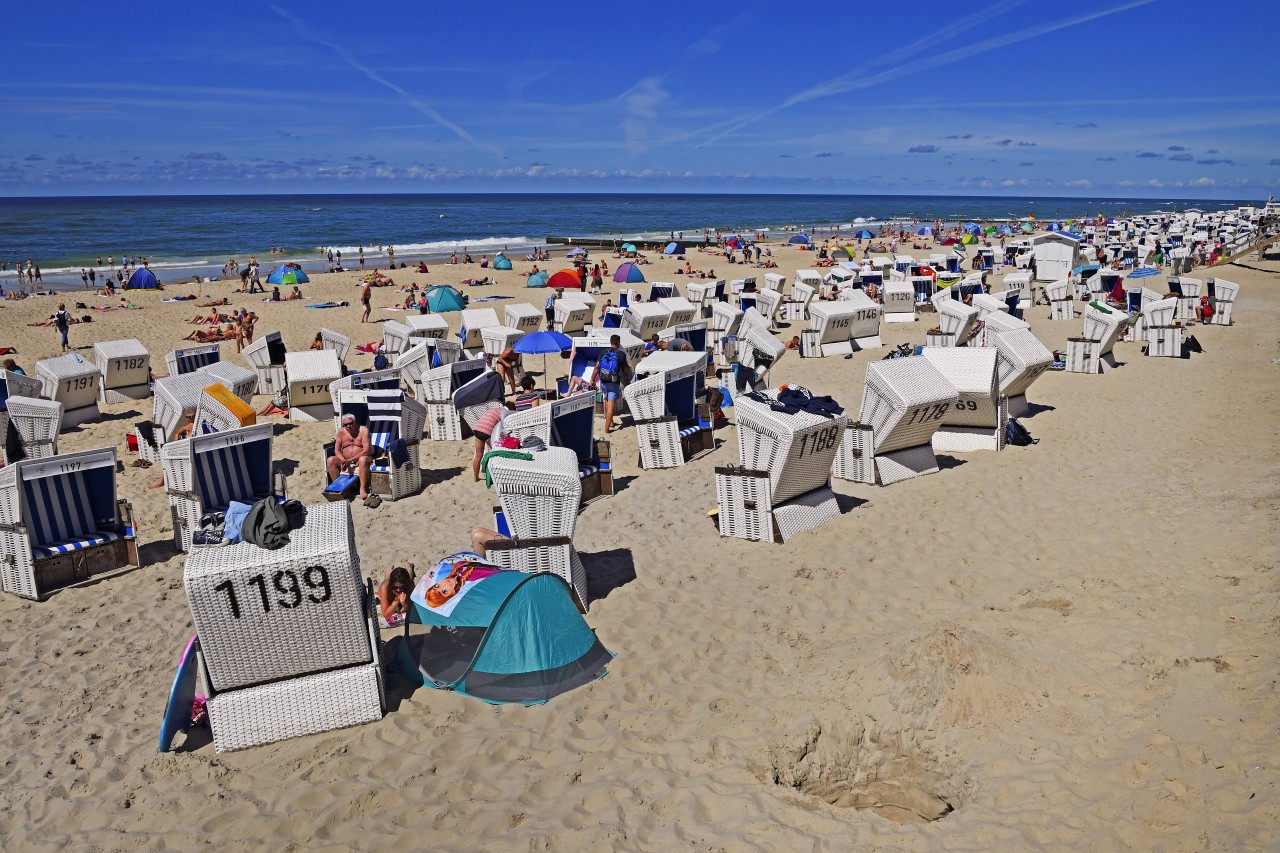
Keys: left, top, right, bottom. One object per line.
{"left": 316, "top": 236, "right": 537, "bottom": 256}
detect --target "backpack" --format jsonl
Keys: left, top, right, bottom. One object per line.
{"left": 598, "top": 349, "right": 622, "bottom": 383}
{"left": 1005, "top": 417, "right": 1038, "bottom": 447}
{"left": 372, "top": 353, "right": 389, "bottom": 371}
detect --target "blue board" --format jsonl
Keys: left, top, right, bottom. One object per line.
{"left": 159, "top": 636, "right": 199, "bottom": 752}
{"left": 325, "top": 472, "right": 358, "bottom": 496}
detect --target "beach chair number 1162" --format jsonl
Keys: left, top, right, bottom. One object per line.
{"left": 213, "top": 566, "right": 332, "bottom": 619}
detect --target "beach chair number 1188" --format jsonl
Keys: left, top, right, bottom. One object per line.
{"left": 213, "top": 567, "right": 332, "bottom": 619}
{"left": 797, "top": 426, "right": 841, "bottom": 458}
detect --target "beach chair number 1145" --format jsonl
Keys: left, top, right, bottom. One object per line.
{"left": 213, "top": 567, "right": 332, "bottom": 619}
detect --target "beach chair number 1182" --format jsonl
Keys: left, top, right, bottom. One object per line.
{"left": 213, "top": 566, "right": 332, "bottom": 619}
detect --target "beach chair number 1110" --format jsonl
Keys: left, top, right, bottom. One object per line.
{"left": 213, "top": 566, "right": 332, "bottom": 619}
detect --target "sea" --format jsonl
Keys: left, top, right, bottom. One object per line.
{"left": 0, "top": 192, "right": 1258, "bottom": 290}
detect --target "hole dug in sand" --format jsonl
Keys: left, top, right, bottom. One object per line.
{"left": 769, "top": 720, "right": 955, "bottom": 823}
{"left": 767, "top": 624, "right": 1042, "bottom": 823}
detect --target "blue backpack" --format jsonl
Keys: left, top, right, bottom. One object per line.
{"left": 598, "top": 349, "right": 622, "bottom": 383}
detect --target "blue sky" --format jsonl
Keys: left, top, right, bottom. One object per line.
{"left": 1, "top": 0, "right": 1277, "bottom": 198}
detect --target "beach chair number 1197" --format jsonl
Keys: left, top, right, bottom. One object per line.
{"left": 213, "top": 566, "right": 332, "bottom": 619}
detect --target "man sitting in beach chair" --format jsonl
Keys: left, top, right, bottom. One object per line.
{"left": 325, "top": 412, "right": 373, "bottom": 503}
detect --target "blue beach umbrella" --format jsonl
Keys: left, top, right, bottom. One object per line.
{"left": 620, "top": 243, "right": 637, "bottom": 253}
{"left": 513, "top": 330, "right": 573, "bottom": 392}
{"left": 425, "top": 284, "right": 466, "bottom": 312}
{"left": 1127, "top": 266, "right": 1160, "bottom": 279}
{"left": 1072, "top": 263, "right": 1101, "bottom": 275}
{"left": 664, "top": 242, "right": 686, "bottom": 254}
{"left": 854, "top": 229, "right": 874, "bottom": 239}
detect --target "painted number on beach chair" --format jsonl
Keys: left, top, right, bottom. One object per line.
{"left": 64, "top": 377, "right": 93, "bottom": 392}
{"left": 298, "top": 383, "right": 329, "bottom": 397}
{"left": 212, "top": 566, "right": 332, "bottom": 619}
{"left": 797, "top": 425, "right": 840, "bottom": 458}
{"left": 112, "top": 357, "right": 145, "bottom": 371}
{"left": 903, "top": 403, "right": 950, "bottom": 426}
{"left": 956, "top": 400, "right": 978, "bottom": 411}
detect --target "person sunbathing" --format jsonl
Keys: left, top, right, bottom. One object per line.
{"left": 198, "top": 298, "right": 230, "bottom": 307}
{"left": 327, "top": 412, "right": 374, "bottom": 502}
{"left": 188, "top": 309, "right": 226, "bottom": 324}
{"left": 377, "top": 564, "right": 416, "bottom": 627}
{"left": 286, "top": 286, "right": 303, "bottom": 301}
{"left": 182, "top": 325, "right": 233, "bottom": 343}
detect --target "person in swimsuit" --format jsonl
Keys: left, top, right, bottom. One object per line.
{"left": 360, "top": 280, "right": 373, "bottom": 323}
{"left": 327, "top": 413, "right": 373, "bottom": 501}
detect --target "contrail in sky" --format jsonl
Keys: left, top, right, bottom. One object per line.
{"left": 272, "top": 5, "right": 503, "bottom": 158}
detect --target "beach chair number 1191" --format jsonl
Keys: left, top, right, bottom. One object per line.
{"left": 213, "top": 566, "right": 332, "bottom": 619}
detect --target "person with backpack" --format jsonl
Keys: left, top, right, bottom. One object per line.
{"left": 53, "top": 303, "right": 72, "bottom": 352}
{"left": 591, "top": 334, "right": 631, "bottom": 434}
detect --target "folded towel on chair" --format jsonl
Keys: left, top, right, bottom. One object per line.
{"left": 480, "top": 450, "right": 532, "bottom": 487}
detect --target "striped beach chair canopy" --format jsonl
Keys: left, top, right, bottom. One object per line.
{"left": 18, "top": 449, "right": 120, "bottom": 559}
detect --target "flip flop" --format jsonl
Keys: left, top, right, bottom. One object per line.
{"left": 364, "top": 493, "right": 383, "bottom": 508}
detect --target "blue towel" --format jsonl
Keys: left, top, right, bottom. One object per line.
{"left": 222, "top": 500, "right": 253, "bottom": 544}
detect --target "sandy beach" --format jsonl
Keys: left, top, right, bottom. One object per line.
{"left": 0, "top": 239, "right": 1276, "bottom": 851}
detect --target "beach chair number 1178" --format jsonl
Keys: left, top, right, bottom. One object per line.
{"left": 902, "top": 403, "right": 950, "bottom": 426}
{"left": 213, "top": 566, "right": 332, "bottom": 619}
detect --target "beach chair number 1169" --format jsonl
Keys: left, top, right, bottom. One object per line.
{"left": 213, "top": 567, "right": 332, "bottom": 619}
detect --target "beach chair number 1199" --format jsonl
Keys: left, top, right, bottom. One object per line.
{"left": 213, "top": 566, "right": 332, "bottom": 619}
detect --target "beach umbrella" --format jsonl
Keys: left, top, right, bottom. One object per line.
{"left": 788, "top": 233, "right": 811, "bottom": 245}
{"left": 527, "top": 271, "right": 550, "bottom": 288}
{"left": 547, "top": 269, "right": 582, "bottom": 290}
{"left": 854, "top": 229, "right": 874, "bottom": 239}
{"left": 1127, "top": 266, "right": 1160, "bottom": 279}
{"left": 916, "top": 226, "right": 934, "bottom": 236}
{"left": 1019, "top": 223, "right": 1035, "bottom": 234}
{"left": 425, "top": 284, "right": 466, "bottom": 312}
{"left": 998, "top": 224, "right": 1013, "bottom": 235}
{"left": 612, "top": 262, "right": 645, "bottom": 283}
{"left": 1047, "top": 222, "right": 1062, "bottom": 232}
{"left": 513, "top": 330, "right": 573, "bottom": 392}
{"left": 492, "top": 254, "right": 513, "bottom": 271}
{"left": 566, "top": 247, "right": 587, "bottom": 257}
{"left": 620, "top": 243, "right": 637, "bottom": 253}
{"left": 1072, "top": 263, "right": 1101, "bottom": 275}
{"left": 267, "top": 264, "right": 309, "bottom": 285}
{"left": 664, "top": 241, "right": 686, "bottom": 254}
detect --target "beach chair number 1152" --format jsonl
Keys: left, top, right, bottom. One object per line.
{"left": 213, "top": 566, "right": 332, "bottom": 619}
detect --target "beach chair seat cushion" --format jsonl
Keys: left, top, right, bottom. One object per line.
{"left": 33, "top": 530, "right": 123, "bottom": 561}
{"left": 678, "top": 424, "right": 704, "bottom": 440}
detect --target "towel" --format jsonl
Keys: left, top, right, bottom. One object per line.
{"left": 480, "top": 450, "right": 532, "bottom": 487}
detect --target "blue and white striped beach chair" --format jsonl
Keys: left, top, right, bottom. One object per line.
{"left": 162, "top": 423, "right": 279, "bottom": 552}
{"left": 0, "top": 447, "right": 138, "bottom": 599}
{"left": 326, "top": 389, "right": 425, "bottom": 501}
{"left": 501, "top": 390, "right": 613, "bottom": 504}
{"left": 166, "top": 343, "right": 221, "bottom": 376}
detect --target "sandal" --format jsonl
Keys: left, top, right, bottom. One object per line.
{"left": 364, "top": 493, "right": 383, "bottom": 508}
{"left": 129, "top": 459, "right": 151, "bottom": 468}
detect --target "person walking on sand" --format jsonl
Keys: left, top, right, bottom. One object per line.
{"left": 53, "top": 303, "right": 72, "bottom": 352}
{"left": 360, "top": 279, "right": 372, "bottom": 323}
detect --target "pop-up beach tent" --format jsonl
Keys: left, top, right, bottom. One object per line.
{"left": 395, "top": 568, "right": 613, "bottom": 705}
{"left": 492, "top": 254, "right": 513, "bottom": 271}
{"left": 612, "top": 262, "right": 645, "bottom": 283}
{"left": 267, "top": 264, "right": 309, "bottom": 285}
{"left": 425, "top": 284, "right": 466, "bottom": 312}
{"left": 125, "top": 268, "right": 159, "bottom": 290}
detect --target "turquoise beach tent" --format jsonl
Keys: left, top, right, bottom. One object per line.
{"left": 266, "top": 264, "right": 309, "bottom": 285}
{"left": 492, "top": 254, "right": 513, "bottom": 271}
{"left": 124, "top": 268, "right": 159, "bottom": 290}
{"left": 527, "top": 271, "right": 550, "bottom": 288}
{"left": 425, "top": 284, "right": 466, "bottom": 312}
{"left": 395, "top": 570, "right": 613, "bottom": 705}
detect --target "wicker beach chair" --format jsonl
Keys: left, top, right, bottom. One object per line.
{"left": 1168, "top": 277, "right": 1203, "bottom": 322}
{"left": 709, "top": 301, "right": 743, "bottom": 363}
{"left": 500, "top": 391, "right": 613, "bottom": 503}
{"left": 452, "top": 370, "right": 507, "bottom": 439}
{"left": 1002, "top": 270, "right": 1034, "bottom": 307}
{"left": 657, "top": 296, "right": 697, "bottom": 327}
{"left": 1207, "top": 277, "right": 1239, "bottom": 326}
{"left": 1136, "top": 296, "right": 1181, "bottom": 357}
{"left": 926, "top": 299, "right": 980, "bottom": 348}
{"left": 166, "top": 343, "right": 221, "bottom": 376}
{"left": 203, "top": 361, "right": 257, "bottom": 403}
{"left": 832, "top": 358, "right": 959, "bottom": 486}
{"left": 685, "top": 280, "right": 724, "bottom": 317}
{"left": 35, "top": 353, "right": 102, "bottom": 430}
{"left": 484, "top": 446, "right": 588, "bottom": 611}
{"left": 621, "top": 302, "right": 669, "bottom": 340}
{"left": 325, "top": 389, "right": 425, "bottom": 502}
{"left": 1044, "top": 278, "right": 1075, "bottom": 321}
{"left": 752, "top": 288, "right": 784, "bottom": 331}
{"left": 1066, "top": 303, "right": 1130, "bottom": 374}
{"left": 0, "top": 447, "right": 138, "bottom": 599}
{"left": 327, "top": 367, "right": 403, "bottom": 425}
{"left": 882, "top": 280, "right": 917, "bottom": 324}
{"left": 284, "top": 350, "right": 342, "bottom": 422}
{"left": 504, "top": 302, "right": 544, "bottom": 334}
{"left": 319, "top": 328, "right": 351, "bottom": 363}
{"left": 623, "top": 351, "right": 714, "bottom": 470}
{"left": 380, "top": 321, "right": 415, "bottom": 365}
{"left": 419, "top": 357, "right": 487, "bottom": 441}
{"left": 459, "top": 308, "right": 500, "bottom": 352}
{"left": 399, "top": 340, "right": 462, "bottom": 403}
{"left": 163, "top": 423, "right": 281, "bottom": 552}
{"left": 184, "top": 501, "right": 383, "bottom": 751}
{"left": 993, "top": 328, "right": 1053, "bottom": 418}
{"left": 0, "top": 370, "right": 46, "bottom": 464}
{"left": 785, "top": 278, "right": 817, "bottom": 321}
{"left": 136, "top": 371, "right": 213, "bottom": 463}
{"left": 969, "top": 292, "right": 1010, "bottom": 323}
{"left": 1, "top": 396, "right": 63, "bottom": 465}
{"left": 480, "top": 325, "right": 524, "bottom": 359}
{"left": 241, "top": 331, "right": 288, "bottom": 397}
{"left": 716, "top": 389, "right": 847, "bottom": 543}
{"left": 193, "top": 385, "right": 256, "bottom": 434}
{"left": 978, "top": 309, "right": 1030, "bottom": 348}
{"left": 93, "top": 338, "right": 151, "bottom": 403}
{"left": 919, "top": 348, "right": 1006, "bottom": 452}
{"left": 807, "top": 293, "right": 882, "bottom": 356}
{"left": 733, "top": 324, "right": 786, "bottom": 393}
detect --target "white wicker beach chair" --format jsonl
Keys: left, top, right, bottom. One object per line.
{"left": 657, "top": 296, "right": 697, "bottom": 327}
{"left": 969, "top": 292, "right": 1010, "bottom": 323}
{"left": 499, "top": 391, "right": 613, "bottom": 503}
{"left": 709, "top": 301, "right": 743, "bottom": 363}
{"left": 203, "top": 361, "right": 257, "bottom": 403}
{"left": 459, "top": 308, "right": 500, "bottom": 352}
{"left": 480, "top": 325, "right": 524, "bottom": 358}
{"left": 733, "top": 325, "right": 786, "bottom": 393}
{"left": 325, "top": 389, "right": 425, "bottom": 501}
{"left": 319, "top": 328, "right": 351, "bottom": 363}
{"left": 1066, "top": 303, "right": 1130, "bottom": 374}
{"left": 1, "top": 396, "right": 62, "bottom": 465}
{"left": 919, "top": 348, "right": 1006, "bottom": 452}
{"left": 94, "top": 338, "right": 151, "bottom": 403}
{"left": 184, "top": 501, "right": 383, "bottom": 751}
{"left": 716, "top": 389, "right": 846, "bottom": 543}
{"left": 0, "top": 447, "right": 138, "bottom": 599}
{"left": 381, "top": 321, "right": 414, "bottom": 364}
{"left": 685, "top": 280, "right": 723, "bottom": 317}
{"left": 1168, "top": 277, "right": 1203, "bottom": 322}
{"left": 164, "top": 423, "right": 281, "bottom": 552}
{"left": 484, "top": 446, "right": 588, "bottom": 611}
{"left": 993, "top": 328, "right": 1052, "bottom": 418}
{"left": 753, "top": 288, "right": 784, "bottom": 330}
{"left": 926, "top": 298, "right": 980, "bottom": 348}
{"left": 404, "top": 313, "right": 449, "bottom": 342}
{"left": 623, "top": 351, "right": 714, "bottom": 470}
{"left": 419, "top": 358, "right": 488, "bottom": 441}
{"left": 241, "top": 331, "right": 288, "bottom": 397}
{"left": 166, "top": 343, "right": 221, "bottom": 376}
{"left": 0, "top": 370, "right": 46, "bottom": 464}
{"left": 978, "top": 310, "right": 1030, "bottom": 348}
{"left": 328, "top": 367, "right": 403, "bottom": 425}
{"left": 807, "top": 293, "right": 882, "bottom": 356}
{"left": 137, "top": 371, "right": 213, "bottom": 463}
{"left": 35, "top": 353, "right": 102, "bottom": 430}
{"left": 1002, "top": 270, "right": 1034, "bottom": 307}
{"left": 785, "top": 279, "right": 817, "bottom": 321}
{"left": 622, "top": 302, "right": 669, "bottom": 340}
{"left": 832, "top": 358, "right": 958, "bottom": 486}
{"left": 1207, "top": 277, "right": 1239, "bottom": 326}
{"left": 193, "top": 386, "right": 256, "bottom": 434}
{"left": 284, "top": 350, "right": 342, "bottom": 422}
{"left": 1143, "top": 323, "right": 1185, "bottom": 358}
{"left": 882, "top": 280, "right": 917, "bottom": 323}
{"left": 504, "top": 302, "right": 544, "bottom": 334}
{"left": 1044, "top": 278, "right": 1075, "bottom": 321}
{"left": 399, "top": 340, "right": 462, "bottom": 401}
{"left": 762, "top": 272, "right": 786, "bottom": 292}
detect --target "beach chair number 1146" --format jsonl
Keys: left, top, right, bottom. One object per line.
{"left": 213, "top": 566, "right": 332, "bottom": 619}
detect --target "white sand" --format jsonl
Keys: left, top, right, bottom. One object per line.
{"left": 0, "top": 242, "right": 1276, "bottom": 850}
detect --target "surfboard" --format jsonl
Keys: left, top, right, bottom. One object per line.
{"left": 159, "top": 636, "right": 199, "bottom": 753}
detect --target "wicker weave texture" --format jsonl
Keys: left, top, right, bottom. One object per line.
{"left": 318, "top": 329, "right": 350, "bottom": 362}
{"left": 859, "top": 359, "right": 958, "bottom": 455}
{"left": 1141, "top": 297, "right": 1177, "bottom": 327}
{"left": 734, "top": 394, "right": 845, "bottom": 505}
{"left": 771, "top": 488, "right": 840, "bottom": 543}
{"left": 503, "top": 303, "right": 543, "bottom": 332}
{"left": 481, "top": 325, "right": 524, "bottom": 357}
{"left": 1050, "top": 300, "right": 1076, "bottom": 321}
{"left": 937, "top": 301, "right": 980, "bottom": 341}
{"left": 831, "top": 424, "right": 875, "bottom": 483}
{"left": 94, "top": 339, "right": 151, "bottom": 401}
{"left": 203, "top": 362, "right": 258, "bottom": 403}
{"left": 486, "top": 543, "right": 587, "bottom": 612}
{"left": 875, "top": 444, "right": 942, "bottom": 485}
{"left": 285, "top": 350, "right": 341, "bottom": 408}
{"left": 205, "top": 660, "right": 383, "bottom": 752}
{"left": 4, "top": 398, "right": 62, "bottom": 461}
{"left": 994, "top": 329, "right": 1053, "bottom": 398}
{"left": 635, "top": 418, "right": 684, "bottom": 469}
{"left": 36, "top": 354, "right": 102, "bottom": 418}
{"left": 1144, "top": 326, "right": 1184, "bottom": 358}
{"left": 920, "top": 348, "right": 1000, "bottom": 428}
{"left": 716, "top": 470, "right": 775, "bottom": 542}
{"left": 185, "top": 502, "right": 370, "bottom": 691}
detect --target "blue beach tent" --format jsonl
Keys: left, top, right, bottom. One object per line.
{"left": 664, "top": 242, "right": 686, "bottom": 254}
{"left": 395, "top": 568, "right": 613, "bottom": 705}
{"left": 492, "top": 253, "right": 513, "bottom": 271}
{"left": 425, "top": 284, "right": 466, "bottom": 312}
{"left": 125, "top": 268, "right": 159, "bottom": 290}
{"left": 788, "top": 233, "right": 811, "bottom": 245}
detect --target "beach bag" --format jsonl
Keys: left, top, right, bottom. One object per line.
{"left": 598, "top": 349, "right": 622, "bottom": 383}
{"left": 242, "top": 497, "right": 292, "bottom": 550}
{"left": 372, "top": 353, "right": 390, "bottom": 370}
{"left": 1005, "top": 417, "right": 1038, "bottom": 447}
